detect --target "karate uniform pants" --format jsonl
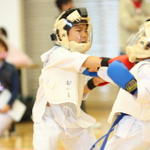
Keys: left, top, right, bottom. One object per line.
{"left": 33, "top": 106, "right": 98, "bottom": 150}
{"left": 105, "top": 115, "right": 150, "bottom": 150}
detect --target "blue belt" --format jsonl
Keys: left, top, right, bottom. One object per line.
{"left": 90, "top": 113, "right": 127, "bottom": 150}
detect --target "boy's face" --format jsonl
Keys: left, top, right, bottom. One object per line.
{"left": 68, "top": 24, "right": 88, "bottom": 44}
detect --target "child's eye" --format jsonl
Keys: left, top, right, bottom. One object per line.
{"left": 76, "top": 30, "right": 81, "bottom": 32}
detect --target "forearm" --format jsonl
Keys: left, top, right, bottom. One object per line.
{"left": 84, "top": 77, "right": 106, "bottom": 95}
{"left": 82, "top": 55, "right": 134, "bottom": 77}
{"left": 82, "top": 56, "right": 102, "bottom": 72}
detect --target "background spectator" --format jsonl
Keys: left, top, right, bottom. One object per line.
{"left": 0, "top": 27, "right": 34, "bottom": 69}
{"left": 55, "top": 0, "right": 74, "bottom": 12}
{"left": 0, "top": 34, "right": 19, "bottom": 136}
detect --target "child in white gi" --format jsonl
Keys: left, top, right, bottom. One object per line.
{"left": 98, "top": 19, "right": 150, "bottom": 150}
{"left": 32, "top": 8, "right": 104, "bottom": 150}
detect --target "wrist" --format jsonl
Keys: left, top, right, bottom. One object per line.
{"left": 101, "top": 57, "right": 110, "bottom": 66}
{"left": 87, "top": 78, "right": 96, "bottom": 90}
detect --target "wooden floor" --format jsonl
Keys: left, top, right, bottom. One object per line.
{"left": 0, "top": 108, "right": 110, "bottom": 150}
{"left": 0, "top": 121, "right": 33, "bottom": 150}
{"left": 0, "top": 85, "right": 116, "bottom": 150}
{"left": 0, "top": 85, "right": 148, "bottom": 150}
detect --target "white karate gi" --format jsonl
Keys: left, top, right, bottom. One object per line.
{"left": 32, "top": 46, "right": 98, "bottom": 150}
{"left": 98, "top": 60, "right": 150, "bottom": 150}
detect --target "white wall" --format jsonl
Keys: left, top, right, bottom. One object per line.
{"left": 0, "top": 0, "right": 23, "bottom": 50}
{"left": 75, "top": 0, "right": 119, "bottom": 57}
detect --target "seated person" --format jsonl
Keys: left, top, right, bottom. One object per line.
{"left": 0, "top": 34, "right": 19, "bottom": 136}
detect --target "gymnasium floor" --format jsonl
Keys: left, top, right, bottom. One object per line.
{"left": 0, "top": 86, "right": 115, "bottom": 150}
{"left": 0, "top": 108, "right": 110, "bottom": 150}
{"left": 0, "top": 86, "right": 148, "bottom": 150}
{"left": 0, "top": 85, "right": 116, "bottom": 150}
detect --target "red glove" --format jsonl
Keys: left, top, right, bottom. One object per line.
{"left": 98, "top": 55, "right": 135, "bottom": 86}
{"left": 101, "top": 55, "right": 134, "bottom": 70}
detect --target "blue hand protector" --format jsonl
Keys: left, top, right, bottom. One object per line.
{"left": 82, "top": 69, "right": 98, "bottom": 77}
{"left": 107, "top": 61, "right": 137, "bottom": 95}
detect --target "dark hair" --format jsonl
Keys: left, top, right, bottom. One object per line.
{"left": 0, "top": 27, "right": 8, "bottom": 38}
{"left": 55, "top": 0, "right": 72, "bottom": 11}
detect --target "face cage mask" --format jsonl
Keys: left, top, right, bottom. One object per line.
{"left": 51, "top": 8, "right": 92, "bottom": 53}
{"left": 67, "top": 23, "right": 92, "bottom": 53}
{"left": 127, "top": 25, "right": 145, "bottom": 46}
{"left": 126, "top": 23, "right": 150, "bottom": 62}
